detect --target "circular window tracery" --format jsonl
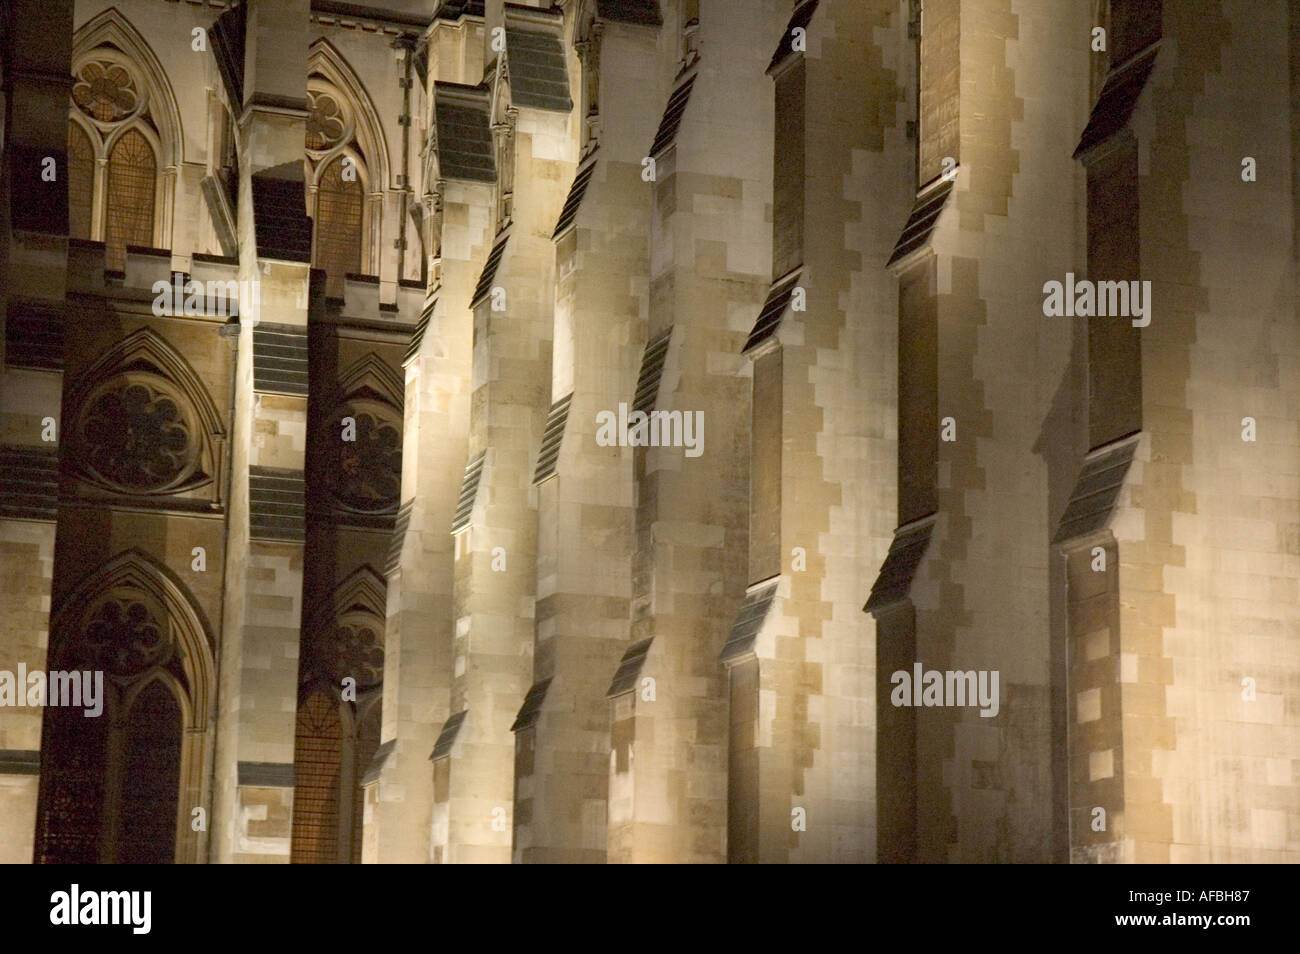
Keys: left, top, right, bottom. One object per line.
{"left": 304, "top": 74, "right": 374, "bottom": 295}
{"left": 73, "top": 59, "right": 143, "bottom": 124}
{"left": 68, "top": 48, "right": 162, "bottom": 270}
{"left": 306, "top": 88, "right": 351, "bottom": 153}
{"left": 327, "top": 405, "right": 401, "bottom": 513}
{"left": 317, "top": 616, "right": 384, "bottom": 691}
{"left": 81, "top": 596, "right": 174, "bottom": 679}
{"left": 76, "top": 374, "right": 201, "bottom": 494}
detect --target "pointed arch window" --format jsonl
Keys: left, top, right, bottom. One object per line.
{"left": 117, "top": 679, "right": 183, "bottom": 864}
{"left": 106, "top": 129, "right": 157, "bottom": 260}
{"left": 291, "top": 690, "right": 343, "bottom": 864}
{"left": 290, "top": 571, "right": 385, "bottom": 864}
{"left": 64, "top": 329, "right": 227, "bottom": 508}
{"left": 314, "top": 354, "right": 405, "bottom": 522}
{"left": 315, "top": 155, "right": 363, "bottom": 299}
{"left": 68, "top": 48, "right": 169, "bottom": 270}
{"left": 37, "top": 670, "right": 186, "bottom": 864}
{"left": 290, "top": 680, "right": 382, "bottom": 865}
{"left": 35, "top": 558, "right": 214, "bottom": 865}
{"left": 68, "top": 123, "right": 95, "bottom": 240}
{"left": 36, "top": 697, "right": 109, "bottom": 864}
{"left": 306, "top": 81, "right": 368, "bottom": 298}
{"left": 289, "top": 685, "right": 380, "bottom": 864}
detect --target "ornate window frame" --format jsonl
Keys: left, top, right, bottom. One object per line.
{"left": 69, "top": 9, "right": 183, "bottom": 258}
{"left": 305, "top": 42, "right": 391, "bottom": 284}
{"left": 312, "top": 353, "right": 405, "bottom": 524}
{"left": 38, "top": 550, "right": 215, "bottom": 865}
{"left": 291, "top": 567, "right": 386, "bottom": 864}
{"left": 63, "top": 328, "right": 227, "bottom": 507}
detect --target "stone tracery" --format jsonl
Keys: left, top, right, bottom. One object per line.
{"left": 327, "top": 404, "right": 402, "bottom": 514}
{"left": 79, "top": 378, "right": 196, "bottom": 493}
{"left": 73, "top": 58, "right": 143, "bottom": 123}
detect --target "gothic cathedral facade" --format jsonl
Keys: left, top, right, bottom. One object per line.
{"left": 0, "top": 0, "right": 1297, "bottom": 863}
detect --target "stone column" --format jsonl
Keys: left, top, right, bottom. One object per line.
{"left": 725, "top": 0, "right": 908, "bottom": 865}
{"left": 605, "top": 0, "right": 784, "bottom": 865}
{"left": 512, "top": 11, "right": 658, "bottom": 864}
{"left": 211, "top": 0, "right": 312, "bottom": 864}
{"left": 367, "top": 11, "right": 494, "bottom": 861}
{"left": 431, "top": 5, "right": 573, "bottom": 863}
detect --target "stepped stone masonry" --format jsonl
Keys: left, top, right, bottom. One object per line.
{"left": 0, "top": 0, "right": 1295, "bottom": 864}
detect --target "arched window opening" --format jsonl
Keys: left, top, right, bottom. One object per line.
{"left": 106, "top": 128, "right": 157, "bottom": 269}
{"left": 305, "top": 76, "right": 373, "bottom": 299}
{"left": 291, "top": 569, "right": 386, "bottom": 864}
{"left": 306, "top": 88, "right": 346, "bottom": 152}
{"left": 68, "top": 123, "right": 95, "bottom": 240}
{"left": 291, "top": 690, "right": 343, "bottom": 864}
{"left": 315, "top": 155, "right": 363, "bottom": 299}
{"left": 68, "top": 39, "right": 172, "bottom": 271}
{"left": 116, "top": 680, "right": 182, "bottom": 864}
{"left": 35, "top": 701, "right": 109, "bottom": 864}
{"left": 34, "top": 556, "right": 212, "bottom": 866}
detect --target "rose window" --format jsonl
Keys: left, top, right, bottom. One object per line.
{"left": 329, "top": 410, "right": 401, "bottom": 512}
{"left": 319, "top": 621, "right": 383, "bottom": 690}
{"left": 79, "top": 380, "right": 196, "bottom": 492}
